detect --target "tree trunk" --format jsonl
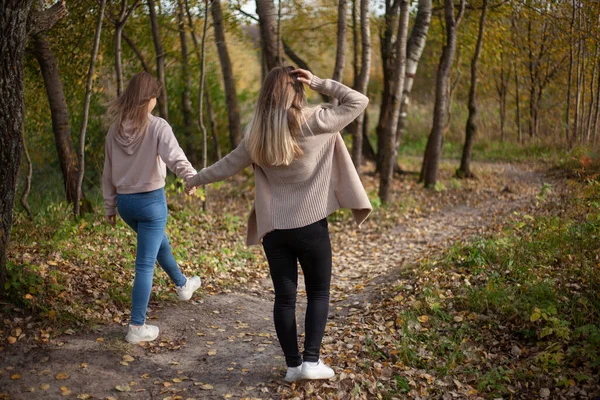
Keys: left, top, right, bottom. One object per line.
{"left": 31, "top": 33, "right": 88, "bottom": 207}
{"left": 351, "top": 0, "right": 371, "bottom": 173}
{"left": 205, "top": 89, "right": 222, "bottom": 161}
{"left": 585, "top": 44, "right": 598, "bottom": 143}
{"left": 352, "top": 0, "right": 359, "bottom": 87}
{"left": 573, "top": 7, "right": 582, "bottom": 144}
{"left": 0, "top": 0, "right": 33, "bottom": 293}
{"left": 332, "top": 0, "right": 348, "bottom": 85}
{"left": 75, "top": 0, "right": 106, "bottom": 217}
{"left": 147, "top": 0, "right": 168, "bottom": 119}
{"left": 211, "top": 0, "right": 243, "bottom": 149}
{"left": 495, "top": 50, "right": 508, "bottom": 143}
{"left": 256, "top": 0, "right": 281, "bottom": 71}
{"left": 457, "top": 0, "right": 487, "bottom": 179}
{"left": 593, "top": 55, "right": 600, "bottom": 146}
{"left": 420, "top": 0, "right": 465, "bottom": 187}
{"left": 176, "top": 0, "right": 195, "bottom": 163}
{"left": 198, "top": 0, "right": 210, "bottom": 211}
{"left": 565, "top": 0, "right": 575, "bottom": 143}
{"left": 378, "top": 0, "right": 410, "bottom": 204}
{"left": 362, "top": 113, "right": 377, "bottom": 162}
{"left": 112, "top": 0, "right": 139, "bottom": 95}
{"left": 394, "top": 0, "right": 432, "bottom": 166}
{"left": 514, "top": 62, "right": 523, "bottom": 144}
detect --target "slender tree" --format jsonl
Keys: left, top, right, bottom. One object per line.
{"left": 457, "top": 0, "right": 488, "bottom": 179}
{"left": 420, "top": 0, "right": 466, "bottom": 187}
{"left": 210, "top": 0, "right": 242, "bottom": 148}
{"left": 0, "top": 0, "right": 66, "bottom": 291}
{"left": 109, "top": 0, "right": 139, "bottom": 96}
{"left": 147, "top": 0, "right": 168, "bottom": 119}
{"left": 378, "top": 0, "right": 410, "bottom": 203}
{"left": 122, "top": 30, "right": 151, "bottom": 72}
{"left": 351, "top": 0, "right": 371, "bottom": 173}
{"left": 75, "top": 0, "right": 106, "bottom": 217}
{"left": 176, "top": 0, "right": 195, "bottom": 163}
{"left": 514, "top": 61, "right": 523, "bottom": 143}
{"left": 31, "top": 32, "right": 90, "bottom": 210}
{"left": 495, "top": 49, "right": 509, "bottom": 142}
{"left": 197, "top": 0, "right": 211, "bottom": 210}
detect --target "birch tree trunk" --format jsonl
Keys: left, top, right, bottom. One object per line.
{"left": 75, "top": 0, "right": 106, "bottom": 217}
{"left": 147, "top": 0, "right": 169, "bottom": 119}
{"left": 351, "top": 0, "right": 370, "bottom": 173}
{"left": 378, "top": 0, "right": 410, "bottom": 204}
{"left": 176, "top": 0, "right": 195, "bottom": 163}
{"left": 420, "top": 0, "right": 465, "bottom": 187}
{"left": 457, "top": 0, "right": 488, "bottom": 179}
{"left": 112, "top": 0, "right": 139, "bottom": 96}
{"left": 211, "top": 0, "right": 243, "bottom": 149}
{"left": 332, "top": 0, "right": 348, "bottom": 85}
{"left": 394, "top": 0, "right": 432, "bottom": 161}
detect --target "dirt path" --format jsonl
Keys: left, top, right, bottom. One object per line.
{"left": 0, "top": 162, "right": 555, "bottom": 400}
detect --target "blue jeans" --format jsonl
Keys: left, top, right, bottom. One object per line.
{"left": 117, "top": 188, "right": 187, "bottom": 325}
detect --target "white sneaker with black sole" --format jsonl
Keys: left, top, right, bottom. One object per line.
{"left": 125, "top": 324, "right": 159, "bottom": 344}
{"left": 176, "top": 276, "right": 202, "bottom": 301}
{"left": 301, "top": 359, "right": 335, "bottom": 380}
{"left": 284, "top": 364, "right": 303, "bottom": 382}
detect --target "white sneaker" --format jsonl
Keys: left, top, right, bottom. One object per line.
{"left": 284, "top": 364, "right": 303, "bottom": 382}
{"left": 125, "top": 324, "right": 159, "bottom": 344}
{"left": 301, "top": 359, "right": 335, "bottom": 380}
{"left": 176, "top": 276, "right": 201, "bottom": 301}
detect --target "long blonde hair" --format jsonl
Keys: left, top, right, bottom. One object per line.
{"left": 245, "top": 66, "right": 307, "bottom": 167}
{"left": 105, "top": 72, "right": 162, "bottom": 139}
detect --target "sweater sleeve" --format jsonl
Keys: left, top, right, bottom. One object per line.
{"left": 102, "top": 137, "right": 117, "bottom": 216}
{"left": 187, "top": 139, "right": 253, "bottom": 187}
{"left": 306, "top": 76, "right": 369, "bottom": 134}
{"left": 157, "top": 122, "right": 197, "bottom": 180}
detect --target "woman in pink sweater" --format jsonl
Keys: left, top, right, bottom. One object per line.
{"left": 187, "top": 67, "right": 371, "bottom": 382}
{"left": 103, "top": 72, "right": 202, "bottom": 344}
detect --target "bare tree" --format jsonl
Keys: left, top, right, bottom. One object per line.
{"left": 210, "top": 0, "right": 242, "bottom": 148}
{"left": 198, "top": 0, "right": 211, "bottom": 210}
{"left": 0, "top": 0, "right": 66, "bottom": 291}
{"left": 108, "top": 0, "right": 139, "bottom": 96}
{"left": 176, "top": 0, "right": 195, "bottom": 163}
{"left": 378, "top": 0, "right": 410, "bottom": 204}
{"left": 256, "top": 0, "right": 282, "bottom": 71}
{"left": 457, "top": 0, "right": 488, "bottom": 179}
{"left": 351, "top": 0, "right": 371, "bottom": 173}
{"left": 420, "top": 0, "right": 465, "bottom": 187}
{"left": 332, "top": 0, "right": 348, "bottom": 85}
{"left": 75, "top": 0, "right": 106, "bottom": 217}
{"left": 147, "top": 0, "right": 168, "bottom": 119}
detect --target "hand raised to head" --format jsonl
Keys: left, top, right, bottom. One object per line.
{"left": 291, "top": 68, "right": 314, "bottom": 86}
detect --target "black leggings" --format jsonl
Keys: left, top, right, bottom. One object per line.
{"left": 262, "top": 218, "right": 332, "bottom": 367}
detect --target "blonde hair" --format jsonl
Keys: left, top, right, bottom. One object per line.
{"left": 245, "top": 66, "right": 306, "bottom": 167}
{"left": 105, "top": 71, "right": 162, "bottom": 139}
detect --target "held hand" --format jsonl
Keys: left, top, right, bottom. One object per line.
{"left": 185, "top": 183, "right": 196, "bottom": 196}
{"left": 291, "top": 68, "right": 314, "bottom": 86}
{"left": 106, "top": 215, "right": 116, "bottom": 227}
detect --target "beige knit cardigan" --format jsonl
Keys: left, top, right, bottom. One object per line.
{"left": 187, "top": 76, "right": 372, "bottom": 245}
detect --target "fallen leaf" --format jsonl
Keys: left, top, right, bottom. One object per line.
{"left": 200, "top": 384, "right": 213, "bottom": 390}
{"left": 55, "top": 373, "right": 69, "bottom": 380}
{"left": 122, "top": 355, "right": 134, "bottom": 362}
{"left": 115, "top": 385, "right": 131, "bottom": 392}
{"left": 417, "top": 315, "right": 429, "bottom": 323}
{"left": 40, "top": 383, "right": 50, "bottom": 390}
{"left": 77, "top": 395, "right": 91, "bottom": 399}
{"left": 207, "top": 349, "right": 217, "bottom": 356}
{"left": 7, "top": 337, "right": 17, "bottom": 344}
{"left": 11, "top": 374, "right": 21, "bottom": 380}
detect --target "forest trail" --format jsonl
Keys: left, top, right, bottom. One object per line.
{"left": 0, "top": 161, "right": 557, "bottom": 400}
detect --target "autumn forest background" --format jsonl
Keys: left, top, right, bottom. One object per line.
{"left": 1, "top": 0, "right": 600, "bottom": 398}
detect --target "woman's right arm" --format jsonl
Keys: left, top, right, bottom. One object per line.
{"left": 186, "top": 139, "right": 253, "bottom": 188}
{"left": 305, "top": 76, "right": 369, "bottom": 134}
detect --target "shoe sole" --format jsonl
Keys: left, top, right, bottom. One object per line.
{"left": 125, "top": 332, "right": 159, "bottom": 344}
{"left": 301, "top": 371, "right": 335, "bottom": 380}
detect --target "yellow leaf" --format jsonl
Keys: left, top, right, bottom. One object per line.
{"left": 55, "top": 373, "right": 69, "bottom": 380}
{"left": 80, "top": 363, "right": 88, "bottom": 369}
{"left": 77, "top": 394, "right": 92, "bottom": 399}
{"left": 122, "top": 355, "right": 134, "bottom": 362}
{"left": 11, "top": 374, "right": 21, "bottom": 380}
{"left": 7, "top": 337, "right": 17, "bottom": 344}
{"left": 40, "top": 383, "right": 50, "bottom": 390}
{"left": 207, "top": 349, "right": 217, "bottom": 356}
{"left": 417, "top": 315, "right": 429, "bottom": 323}
{"left": 530, "top": 312, "right": 541, "bottom": 322}
{"left": 172, "top": 378, "right": 182, "bottom": 383}
{"left": 24, "top": 293, "right": 34, "bottom": 300}
{"left": 115, "top": 385, "right": 131, "bottom": 392}
{"left": 60, "top": 386, "right": 68, "bottom": 391}
{"left": 61, "top": 390, "right": 72, "bottom": 396}
{"left": 200, "top": 384, "right": 213, "bottom": 390}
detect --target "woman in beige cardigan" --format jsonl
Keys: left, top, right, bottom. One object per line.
{"left": 187, "top": 67, "right": 371, "bottom": 382}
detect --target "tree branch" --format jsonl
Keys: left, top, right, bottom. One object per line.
{"left": 282, "top": 38, "right": 328, "bottom": 102}
{"left": 28, "top": 0, "right": 68, "bottom": 37}
{"left": 232, "top": 5, "right": 259, "bottom": 21}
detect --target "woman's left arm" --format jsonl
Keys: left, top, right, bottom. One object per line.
{"left": 157, "top": 123, "right": 197, "bottom": 180}
{"left": 186, "top": 139, "right": 253, "bottom": 188}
